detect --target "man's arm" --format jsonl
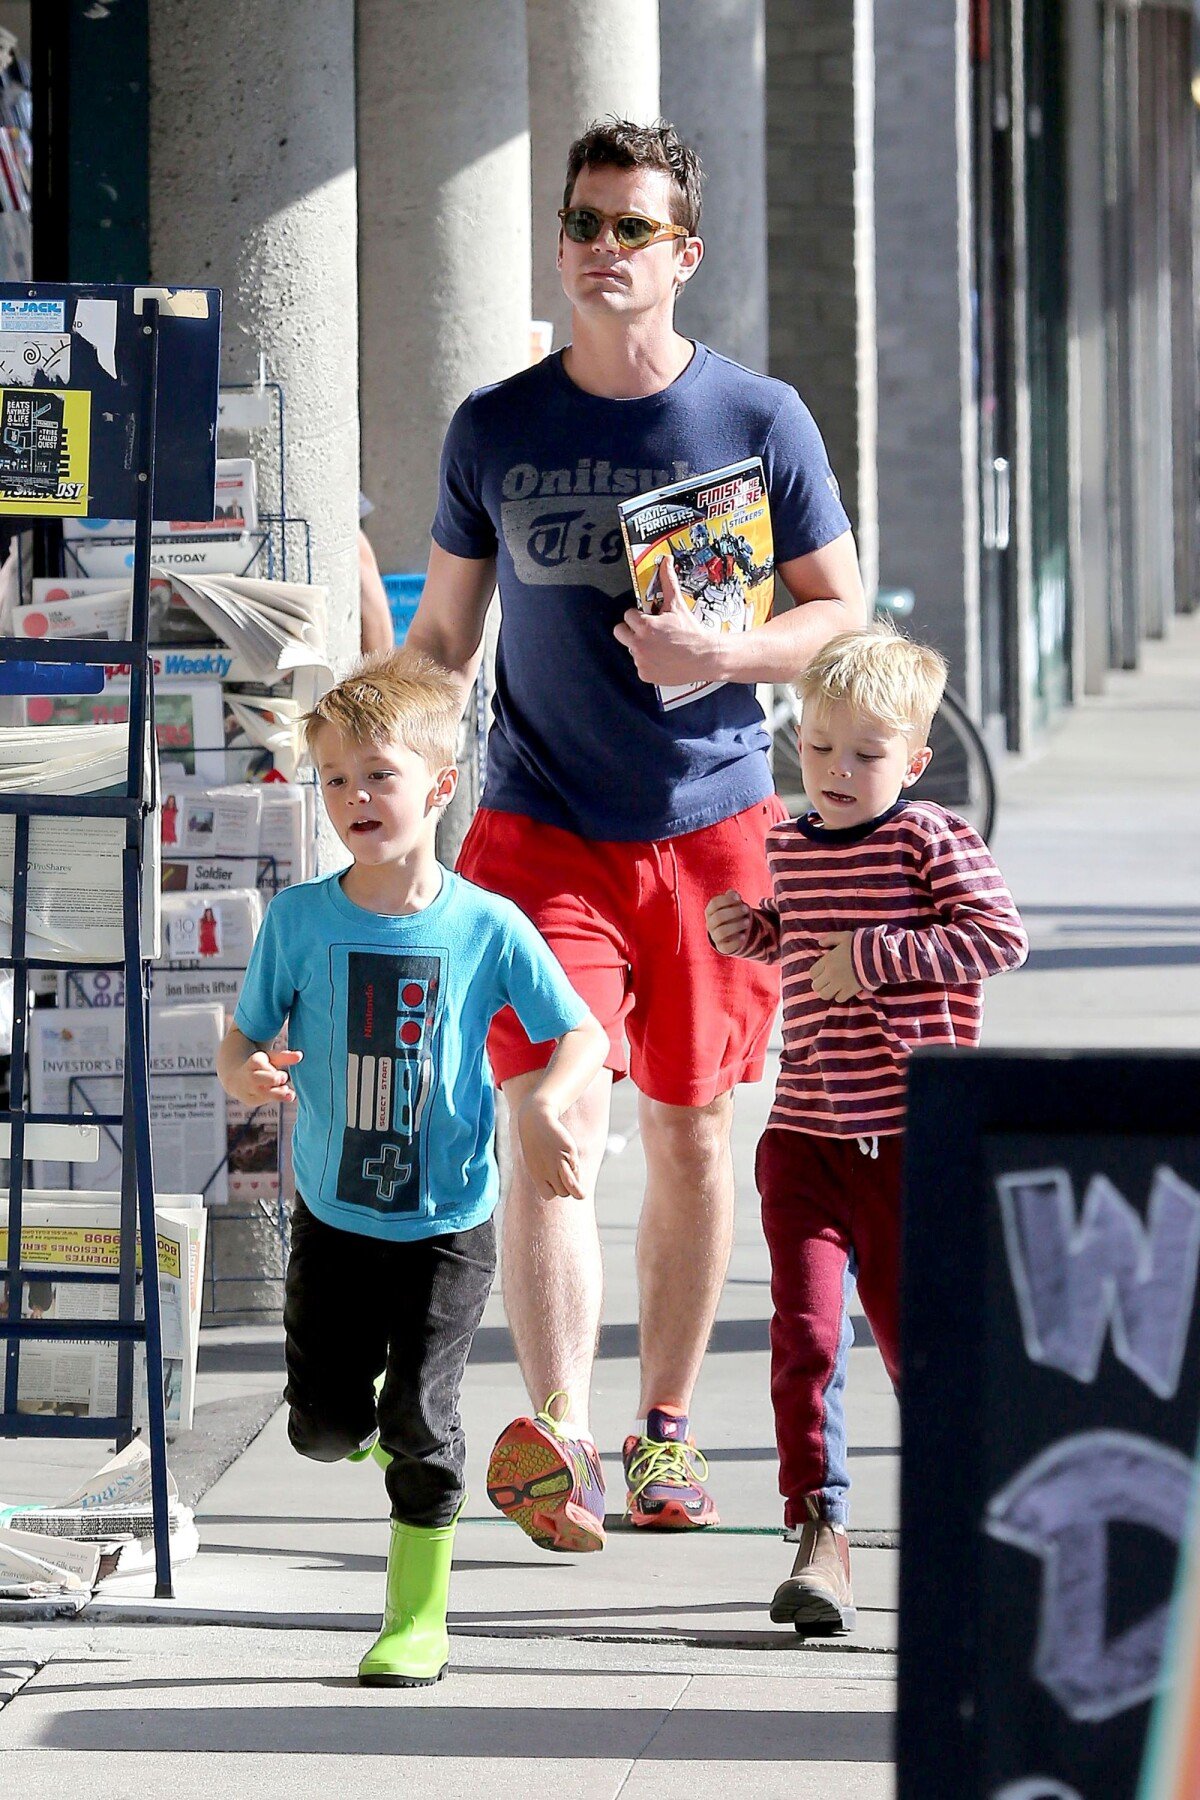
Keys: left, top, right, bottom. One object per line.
{"left": 404, "top": 542, "right": 498, "bottom": 719}
{"left": 613, "top": 528, "right": 866, "bottom": 689}
{"left": 358, "top": 529, "right": 396, "bottom": 655}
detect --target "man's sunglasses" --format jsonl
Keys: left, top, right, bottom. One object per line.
{"left": 557, "top": 206, "right": 690, "bottom": 251}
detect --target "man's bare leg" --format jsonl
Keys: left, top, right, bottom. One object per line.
{"left": 499, "top": 1065, "right": 613, "bottom": 1437}
{"left": 635, "top": 1091, "right": 736, "bottom": 1418}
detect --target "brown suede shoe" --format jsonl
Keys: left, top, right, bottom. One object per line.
{"left": 770, "top": 1499, "right": 856, "bottom": 1633}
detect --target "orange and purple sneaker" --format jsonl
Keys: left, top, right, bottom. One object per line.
{"left": 623, "top": 1406, "right": 720, "bottom": 1530}
{"left": 486, "top": 1392, "right": 606, "bottom": 1553}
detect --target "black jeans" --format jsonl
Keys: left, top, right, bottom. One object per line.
{"left": 283, "top": 1197, "right": 496, "bottom": 1527}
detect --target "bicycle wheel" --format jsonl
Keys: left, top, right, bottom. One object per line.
{"left": 768, "top": 686, "right": 998, "bottom": 842}
{"left": 919, "top": 689, "right": 997, "bottom": 842}
{"left": 768, "top": 694, "right": 808, "bottom": 819}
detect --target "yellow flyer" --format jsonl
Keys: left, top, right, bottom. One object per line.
{"left": 0, "top": 386, "right": 91, "bottom": 516}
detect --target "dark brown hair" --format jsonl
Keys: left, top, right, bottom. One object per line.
{"left": 563, "top": 118, "right": 704, "bottom": 235}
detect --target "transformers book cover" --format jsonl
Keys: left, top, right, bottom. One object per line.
{"left": 617, "top": 456, "right": 774, "bottom": 711}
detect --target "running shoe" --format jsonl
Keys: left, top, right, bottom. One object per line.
{"left": 486, "top": 1392, "right": 606, "bottom": 1552}
{"left": 623, "top": 1405, "right": 720, "bottom": 1529}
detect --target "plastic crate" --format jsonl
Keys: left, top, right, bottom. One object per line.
{"left": 383, "top": 572, "right": 425, "bottom": 644}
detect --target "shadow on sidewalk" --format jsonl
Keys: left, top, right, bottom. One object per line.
{"left": 35, "top": 1702, "right": 895, "bottom": 1761}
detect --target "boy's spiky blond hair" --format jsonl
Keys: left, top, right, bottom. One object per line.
{"left": 796, "top": 624, "right": 948, "bottom": 744}
{"left": 302, "top": 649, "right": 459, "bottom": 770}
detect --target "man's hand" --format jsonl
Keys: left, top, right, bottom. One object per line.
{"left": 810, "top": 932, "right": 863, "bottom": 1003}
{"left": 706, "top": 888, "right": 752, "bottom": 956}
{"left": 229, "top": 1048, "right": 302, "bottom": 1108}
{"left": 613, "top": 554, "right": 720, "bottom": 686}
{"left": 517, "top": 1095, "right": 586, "bottom": 1201}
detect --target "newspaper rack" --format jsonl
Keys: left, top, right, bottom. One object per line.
{"left": 0, "top": 284, "right": 221, "bottom": 1599}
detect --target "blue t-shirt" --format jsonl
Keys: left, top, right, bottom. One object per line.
{"left": 432, "top": 343, "right": 850, "bottom": 842}
{"left": 233, "top": 868, "right": 588, "bottom": 1243}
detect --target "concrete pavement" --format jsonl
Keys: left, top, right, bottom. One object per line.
{"left": 0, "top": 609, "right": 1197, "bottom": 1797}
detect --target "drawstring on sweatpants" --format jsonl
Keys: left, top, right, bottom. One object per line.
{"left": 856, "top": 1136, "right": 879, "bottom": 1160}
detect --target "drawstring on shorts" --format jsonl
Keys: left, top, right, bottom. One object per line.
{"left": 856, "top": 1136, "right": 879, "bottom": 1160}
{"left": 649, "top": 839, "right": 684, "bottom": 956}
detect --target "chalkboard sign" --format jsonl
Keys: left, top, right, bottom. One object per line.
{"left": 0, "top": 283, "right": 220, "bottom": 521}
{"left": 897, "top": 1050, "right": 1200, "bottom": 1800}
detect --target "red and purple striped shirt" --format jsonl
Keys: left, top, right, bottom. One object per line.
{"left": 736, "top": 799, "right": 1028, "bottom": 1138}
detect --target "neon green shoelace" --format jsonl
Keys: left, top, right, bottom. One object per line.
{"left": 626, "top": 1436, "right": 710, "bottom": 1498}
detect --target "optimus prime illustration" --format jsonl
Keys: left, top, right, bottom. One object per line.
{"left": 648, "top": 518, "right": 774, "bottom": 630}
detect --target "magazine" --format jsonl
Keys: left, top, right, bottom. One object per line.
{"left": 0, "top": 722, "right": 161, "bottom": 962}
{"left": 616, "top": 457, "right": 775, "bottom": 711}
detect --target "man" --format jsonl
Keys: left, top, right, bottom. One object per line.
{"left": 406, "top": 119, "right": 865, "bottom": 1550}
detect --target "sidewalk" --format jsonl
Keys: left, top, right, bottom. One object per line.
{"left": 1, "top": 611, "right": 1197, "bottom": 1798}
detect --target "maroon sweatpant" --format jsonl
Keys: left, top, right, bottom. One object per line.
{"left": 755, "top": 1126, "right": 904, "bottom": 1527}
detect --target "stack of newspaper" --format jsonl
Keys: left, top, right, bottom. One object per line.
{"left": 0, "top": 721, "right": 160, "bottom": 962}
{"left": 0, "top": 1192, "right": 206, "bottom": 1430}
{"left": 0, "top": 1442, "right": 198, "bottom": 1604}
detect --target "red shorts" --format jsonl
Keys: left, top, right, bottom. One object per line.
{"left": 456, "top": 799, "right": 786, "bottom": 1107}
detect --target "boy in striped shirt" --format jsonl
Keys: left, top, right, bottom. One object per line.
{"left": 705, "top": 628, "right": 1027, "bottom": 1633}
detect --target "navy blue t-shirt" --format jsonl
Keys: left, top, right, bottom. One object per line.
{"left": 432, "top": 343, "right": 850, "bottom": 842}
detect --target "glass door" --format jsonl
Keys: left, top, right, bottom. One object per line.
{"left": 970, "top": 0, "right": 1019, "bottom": 745}
{"left": 1023, "top": 0, "right": 1072, "bottom": 720}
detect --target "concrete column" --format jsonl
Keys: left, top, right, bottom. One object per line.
{"left": 358, "top": 0, "right": 531, "bottom": 576}
{"left": 358, "top": 0, "right": 531, "bottom": 862}
{"left": 765, "top": 0, "right": 878, "bottom": 596}
{"left": 147, "top": 1, "right": 360, "bottom": 673}
{"left": 0, "top": 6, "right": 28, "bottom": 49}
{"left": 873, "top": 0, "right": 977, "bottom": 708}
{"left": 527, "top": 0, "right": 660, "bottom": 351}
{"left": 1066, "top": 0, "right": 1111, "bottom": 697}
{"left": 149, "top": 3, "right": 360, "bottom": 1317}
{"left": 659, "top": 0, "right": 768, "bottom": 370}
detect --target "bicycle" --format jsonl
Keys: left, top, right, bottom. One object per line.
{"left": 769, "top": 588, "right": 998, "bottom": 842}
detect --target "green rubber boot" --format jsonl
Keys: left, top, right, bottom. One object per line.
{"left": 357, "top": 1504, "right": 462, "bottom": 1688}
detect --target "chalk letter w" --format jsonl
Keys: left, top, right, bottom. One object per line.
{"left": 996, "top": 1165, "right": 1200, "bottom": 1400}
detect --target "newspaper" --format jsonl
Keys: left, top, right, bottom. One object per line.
{"left": 162, "top": 886, "right": 262, "bottom": 968}
{"left": 30, "top": 1004, "right": 228, "bottom": 1205}
{"left": 0, "top": 1525, "right": 100, "bottom": 1595}
{"left": 0, "top": 722, "right": 161, "bottom": 962}
{"left": 258, "top": 782, "right": 313, "bottom": 891}
{"left": 24, "top": 574, "right": 227, "bottom": 647}
{"left": 0, "top": 1442, "right": 198, "bottom": 1597}
{"left": 58, "top": 458, "right": 260, "bottom": 580}
{"left": 0, "top": 1195, "right": 206, "bottom": 1431}
{"left": 162, "top": 569, "right": 328, "bottom": 686}
{"left": 62, "top": 458, "right": 258, "bottom": 541}
{"left": 25, "top": 674, "right": 226, "bottom": 785}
